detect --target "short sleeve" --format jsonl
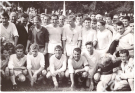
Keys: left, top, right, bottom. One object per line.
{"left": 8, "top": 55, "right": 14, "bottom": 69}
{"left": 12, "top": 23, "right": 19, "bottom": 37}
{"left": 27, "top": 54, "right": 32, "bottom": 69}
{"left": 68, "top": 59, "right": 74, "bottom": 73}
{"left": 40, "top": 53, "right": 45, "bottom": 68}
{"left": 62, "top": 27, "right": 66, "bottom": 40}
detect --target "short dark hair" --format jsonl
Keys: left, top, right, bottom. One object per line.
{"left": 73, "top": 48, "right": 81, "bottom": 54}
{"left": 1, "top": 46, "right": 8, "bottom": 54}
{"left": 98, "top": 20, "right": 106, "bottom": 26}
{"left": 122, "top": 16, "right": 130, "bottom": 21}
{"left": 51, "top": 14, "right": 58, "bottom": 19}
{"left": 1, "top": 12, "right": 9, "bottom": 19}
{"left": 15, "top": 44, "right": 24, "bottom": 51}
{"left": 21, "top": 13, "right": 29, "bottom": 18}
{"left": 106, "top": 13, "right": 113, "bottom": 20}
{"left": 116, "top": 21, "right": 124, "bottom": 27}
{"left": 54, "top": 45, "right": 63, "bottom": 51}
{"left": 83, "top": 17, "right": 91, "bottom": 22}
{"left": 76, "top": 13, "right": 83, "bottom": 18}
{"left": 85, "top": 41, "right": 93, "bottom": 47}
{"left": 119, "top": 49, "right": 129, "bottom": 57}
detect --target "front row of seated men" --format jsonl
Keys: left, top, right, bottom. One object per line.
{"left": 0, "top": 42, "right": 134, "bottom": 91}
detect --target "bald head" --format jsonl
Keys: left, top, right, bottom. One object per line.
{"left": 10, "top": 12, "right": 17, "bottom": 23}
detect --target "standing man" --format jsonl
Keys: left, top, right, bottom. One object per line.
{"left": 62, "top": 15, "right": 82, "bottom": 57}
{"left": 46, "top": 14, "right": 63, "bottom": 58}
{"left": 16, "top": 13, "right": 33, "bottom": 51}
{"left": 58, "top": 15, "right": 65, "bottom": 27}
{"left": 0, "top": 12, "right": 18, "bottom": 46}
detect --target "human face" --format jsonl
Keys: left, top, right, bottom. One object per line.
{"left": 51, "top": 16, "right": 58, "bottom": 26}
{"left": 113, "top": 15, "right": 119, "bottom": 21}
{"left": 8, "top": 47, "right": 14, "bottom": 55}
{"left": 54, "top": 48, "right": 62, "bottom": 59}
{"left": 21, "top": 17, "right": 28, "bottom": 26}
{"left": 1, "top": 16, "right": 9, "bottom": 25}
{"left": 84, "top": 20, "right": 90, "bottom": 28}
{"left": 97, "top": 22, "right": 103, "bottom": 30}
{"left": 16, "top": 49, "right": 24, "bottom": 58}
{"left": 3, "top": 50, "right": 9, "bottom": 58}
{"left": 33, "top": 17, "right": 41, "bottom": 27}
{"left": 10, "top": 13, "right": 17, "bottom": 23}
{"left": 117, "top": 25, "right": 125, "bottom": 35}
{"left": 120, "top": 53, "right": 128, "bottom": 63}
{"left": 44, "top": 16, "right": 49, "bottom": 24}
{"left": 122, "top": 19, "right": 129, "bottom": 27}
{"left": 31, "top": 49, "right": 38, "bottom": 57}
{"left": 73, "top": 51, "right": 81, "bottom": 61}
{"left": 91, "top": 14, "right": 96, "bottom": 20}
{"left": 76, "top": 16, "right": 82, "bottom": 25}
{"left": 130, "top": 23, "right": 134, "bottom": 33}
{"left": 106, "top": 17, "right": 112, "bottom": 25}
{"left": 91, "top": 21, "right": 97, "bottom": 29}
{"left": 86, "top": 45, "right": 93, "bottom": 55}
{"left": 41, "top": 15, "right": 44, "bottom": 22}
{"left": 96, "top": 14, "right": 103, "bottom": 21}
{"left": 59, "top": 16, "right": 64, "bottom": 25}
{"left": 67, "top": 19, "right": 74, "bottom": 26}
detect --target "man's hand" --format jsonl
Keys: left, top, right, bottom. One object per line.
{"left": 116, "top": 46, "right": 123, "bottom": 51}
{"left": 120, "top": 73, "right": 128, "bottom": 80}
{"left": 75, "top": 70, "right": 80, "bottom": 74}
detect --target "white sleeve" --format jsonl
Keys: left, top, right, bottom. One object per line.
{"left": 68, "top": 59, "right": 74, "bottom": 73}
{"left": 93, "top": 30, "right": 97, "bottom": 41}
{"left": 8, "top": 55, "right": 14, "bottom": 69}
{"left": 27, "top": 54, "right": 32, "bottom": 69}
{"left": 62, "top": 27, "right": 66, "bottom": 40}
{"left": 128, "top": 34, "right": 134, "bottom": 46}
{"left": 40, "top": 54, "right": 45, "bottom": 68}
{"left": 12, "top": 23, "right": 19, "bottom": 37}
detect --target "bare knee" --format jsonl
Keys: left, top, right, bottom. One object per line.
{"left": 18, "top": 74, "right": 26, "bottom": 82}
{"left": 82, "top": 72, "right": 88, "bottom": 78}
{"left": 46, "top": 72, "right": 51, "bottom": 79}
{"left": 42, "top": 70, "right": 47, "bottom": 76}
{"left": 65, "top": 70, "right": 69, "bottom": 78}
{"left": 22, "top": 69, "right": 28, "bottom": 76}
{"left": 9, "top": 69, "right": 14, "bottom": 76}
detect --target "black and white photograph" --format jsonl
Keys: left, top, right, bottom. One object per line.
{"left": 0, "top": 1, "right": 134, "bottom": 91}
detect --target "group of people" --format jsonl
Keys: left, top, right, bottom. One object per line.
{"left": 0, "top": 10, "right": 134, "bottom": 91}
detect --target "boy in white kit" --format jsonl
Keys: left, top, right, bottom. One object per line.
{"left": 62, "top": 15, "right": 82, "bottom": 57}
{"left": 46, "top": 14, "right": 63, "bottom": 58}
{"left": 46, "top": 45, "right": 67, "bottom": 88}
{"left": 27, "top": 44, "right": 46, "bottom": 86}
{"left": 65, "top": 48, "right": 89, "bottom": 88}
{"left": 80, "top": 17, "right": 97, "bottom": 52}
{"left": 8, "top": 44, "right": 27, "bottom": 90}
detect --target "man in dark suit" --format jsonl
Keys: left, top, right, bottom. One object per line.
{"left": 16, "top": 13, "right": 33, "bottom": 51}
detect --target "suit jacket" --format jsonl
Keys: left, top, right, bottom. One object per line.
{"left": 16, "top": 22, "right": 33, "bottom": 50}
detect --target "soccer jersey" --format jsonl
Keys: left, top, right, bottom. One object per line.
{"left": 68, "top": 55, "right": 89, "bottom": 73}
{"left": 82, "top": 50, "right": 100, "bottom": 69}
{"left": 79, "top": 28, "right": 97, "bottom": 50}
{"left": 8, "top": 54, "right": 26, "bottom": 69}
{"left": 46, "top": 24, "right": 63, "bottom": 44}
{"left": 27, "top": 52, "right": 45, "bottom": 70}
{"left": 62, "top": 24, "right": 81, "bottom": 45}
{"left": 49, "top": 54, "right": 66, "bottom": 71}
{"left": 96, "top": 29, "right": 112, "bottom": 50}
{"left": 0, "top": 22, "right": 19, "bottom": 44}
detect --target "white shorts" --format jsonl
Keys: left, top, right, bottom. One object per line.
{"left": 66, "top": 44, "right": 78, "bottom": 56}
{"left": 48, "top": 43, "right": 62, "bottom": 54}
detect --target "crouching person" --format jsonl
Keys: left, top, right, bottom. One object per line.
{"left": 94, "top": 54, "right": 121, "bottom": 91}
{"left": 113, "top": 49, "right": 134, "bottom": 91}
{"left": 8, "top": 44, "right": 27, "bottom": 90}
{"left": 65, "top": 48, "right": 89, "bottom": 88}
{"left": 46, "top": 45, "right": 67, "bottom": 88}
{"left": 27, "top": 44, "right": 46, "bottom": 87}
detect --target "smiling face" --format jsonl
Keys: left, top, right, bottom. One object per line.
{"left": 120, "top": 53, "right": 128, "bottom": 63}
{"left": 16, "top": 48, "right": 24, "bottom": 58}
{"left": 122, "top": 19, "right": 129, "bottom": 27}
{"left": 1, "top": 15, "right": 9, "bottom": 25}
{"left": 117, "top": 25, "right": 125, "bottom": 35}
{"left": 54, "top": 48, "right": 62, "bottom": 59}
{"left": 73, "top": 50, "right": 81, "bottom": 61}
{"left": 84, "top": 20, "right": 90, "bottom": 28}
{"left": 51, "top": 16, "right": 58, "bottom": 26}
